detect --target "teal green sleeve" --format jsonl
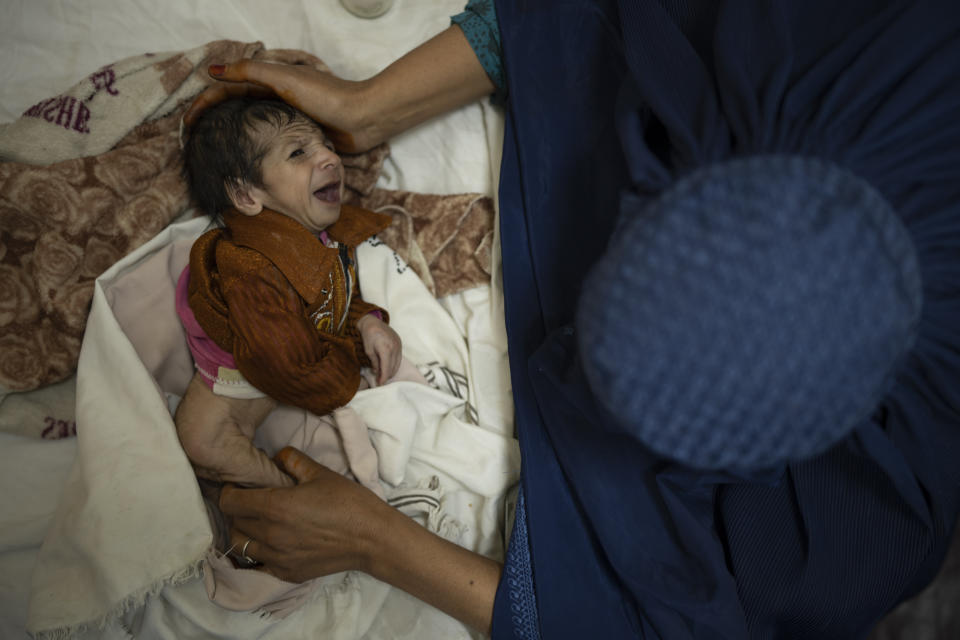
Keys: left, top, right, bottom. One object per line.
{"left": 451, "top": 0, "right": 506, "bottom": 105}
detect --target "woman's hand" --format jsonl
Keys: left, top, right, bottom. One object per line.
{"left": 182, "top": 60, "right": 369, "bottom": 152}
{"left": 222, "top": 447, "right": 391, "bottom": 580}
{"left": 184, "top": 25, "right": 495, "bottom": 153}
{"left": 356, "top": 313, "right": 402, "bottom": 385}
{"left": 221, "top": 447, "right": 500, "bottom": 634}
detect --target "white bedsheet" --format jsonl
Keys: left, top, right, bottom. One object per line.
{"left": 0, "top": 1, "right": 512, "bottom": 638}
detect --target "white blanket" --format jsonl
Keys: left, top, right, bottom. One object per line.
{"left": 24, "top": 215, "right": 517, "bottom": 639}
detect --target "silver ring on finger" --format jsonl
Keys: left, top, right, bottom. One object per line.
{"left": 240, "top": 537, "right": 258, "bottom": 566}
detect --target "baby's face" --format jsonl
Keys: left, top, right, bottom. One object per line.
{"left": 251, "top": 116, "right": 344, "bottom": 234}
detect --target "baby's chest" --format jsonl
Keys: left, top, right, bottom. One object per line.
{"left": 305, "top": 244, "right": 357, "bottom": 335}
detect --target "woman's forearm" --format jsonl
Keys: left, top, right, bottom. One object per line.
{"left": 364, "top": 502, "right": 501, "bottom": 635}
{"left": 351, "top": 25, "right": 496, "bottom": 149}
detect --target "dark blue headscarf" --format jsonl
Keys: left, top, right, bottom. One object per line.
{"left": 492, "top": 0, "right": 960, "bottom": 637}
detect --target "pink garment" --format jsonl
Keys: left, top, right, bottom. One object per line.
{"left": 175, "top": 265, "right": 239, "bottom": 389}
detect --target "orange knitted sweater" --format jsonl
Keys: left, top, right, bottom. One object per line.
{"left": 187, "top": 205, "right": 392, "bottom": 416}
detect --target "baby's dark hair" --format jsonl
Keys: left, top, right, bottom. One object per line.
{"left": 183, "top": 97, "right": 308, "bottom": 221}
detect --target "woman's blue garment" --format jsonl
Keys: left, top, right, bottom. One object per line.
{"left": 490, "top": 0, "right": 960, "bottom": 638}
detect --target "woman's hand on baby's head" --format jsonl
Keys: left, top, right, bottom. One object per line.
{"left": 357, "top": 314, "right": 402, "bottom": 386}
{"left": 182, "top": 60, "right": 367, "bottom": 153}
{"left": 182, "top": 71, "right": 274, "bottom": 128}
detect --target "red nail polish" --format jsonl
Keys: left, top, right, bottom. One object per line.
{"left": 209, "top": 64, "right": 225, "bottom": 76}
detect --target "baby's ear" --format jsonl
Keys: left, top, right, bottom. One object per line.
{"left": 226, "top": 179, "right": 264, "bottom": 217}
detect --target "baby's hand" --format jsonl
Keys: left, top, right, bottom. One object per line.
{"left": 357, "top": 314, "right": 402, "bottom": 386}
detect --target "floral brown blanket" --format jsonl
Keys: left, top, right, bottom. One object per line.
{"left": 0, "top": 40, "right": 493, "bottom": 394}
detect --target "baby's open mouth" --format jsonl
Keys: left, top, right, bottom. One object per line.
{"left": 313, "top": 180, "right": 341, "bottom": 203}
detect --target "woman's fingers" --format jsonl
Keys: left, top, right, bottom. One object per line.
{"left": 274, "top": 446, "right": 328, "bottom": 483}
{"left": 227, "top": 526, "right": 285, "bottom": 576}
{"left": 182, "top": 61, "right": 288, "bottom": 128}
{"left": 220, "top": 483, "right": 276, "bottom": 520}
{"left": 208, "top": 60, "right": 287, "bottom": 87}
{"left": 219, "top": 448, "right": 332, "bottom": 519}
{"left": 228, "top": 527, "right": 261, "bottom": 563}
{"left": 204, "top": 60, "right": 316, "bottom": 114}
{"left": 182, "top": 81, "right": 272, "bottom": 127}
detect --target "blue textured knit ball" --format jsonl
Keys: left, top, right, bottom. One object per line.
{"left": 577, "top": 155, "right": 921, "bottom": 471}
